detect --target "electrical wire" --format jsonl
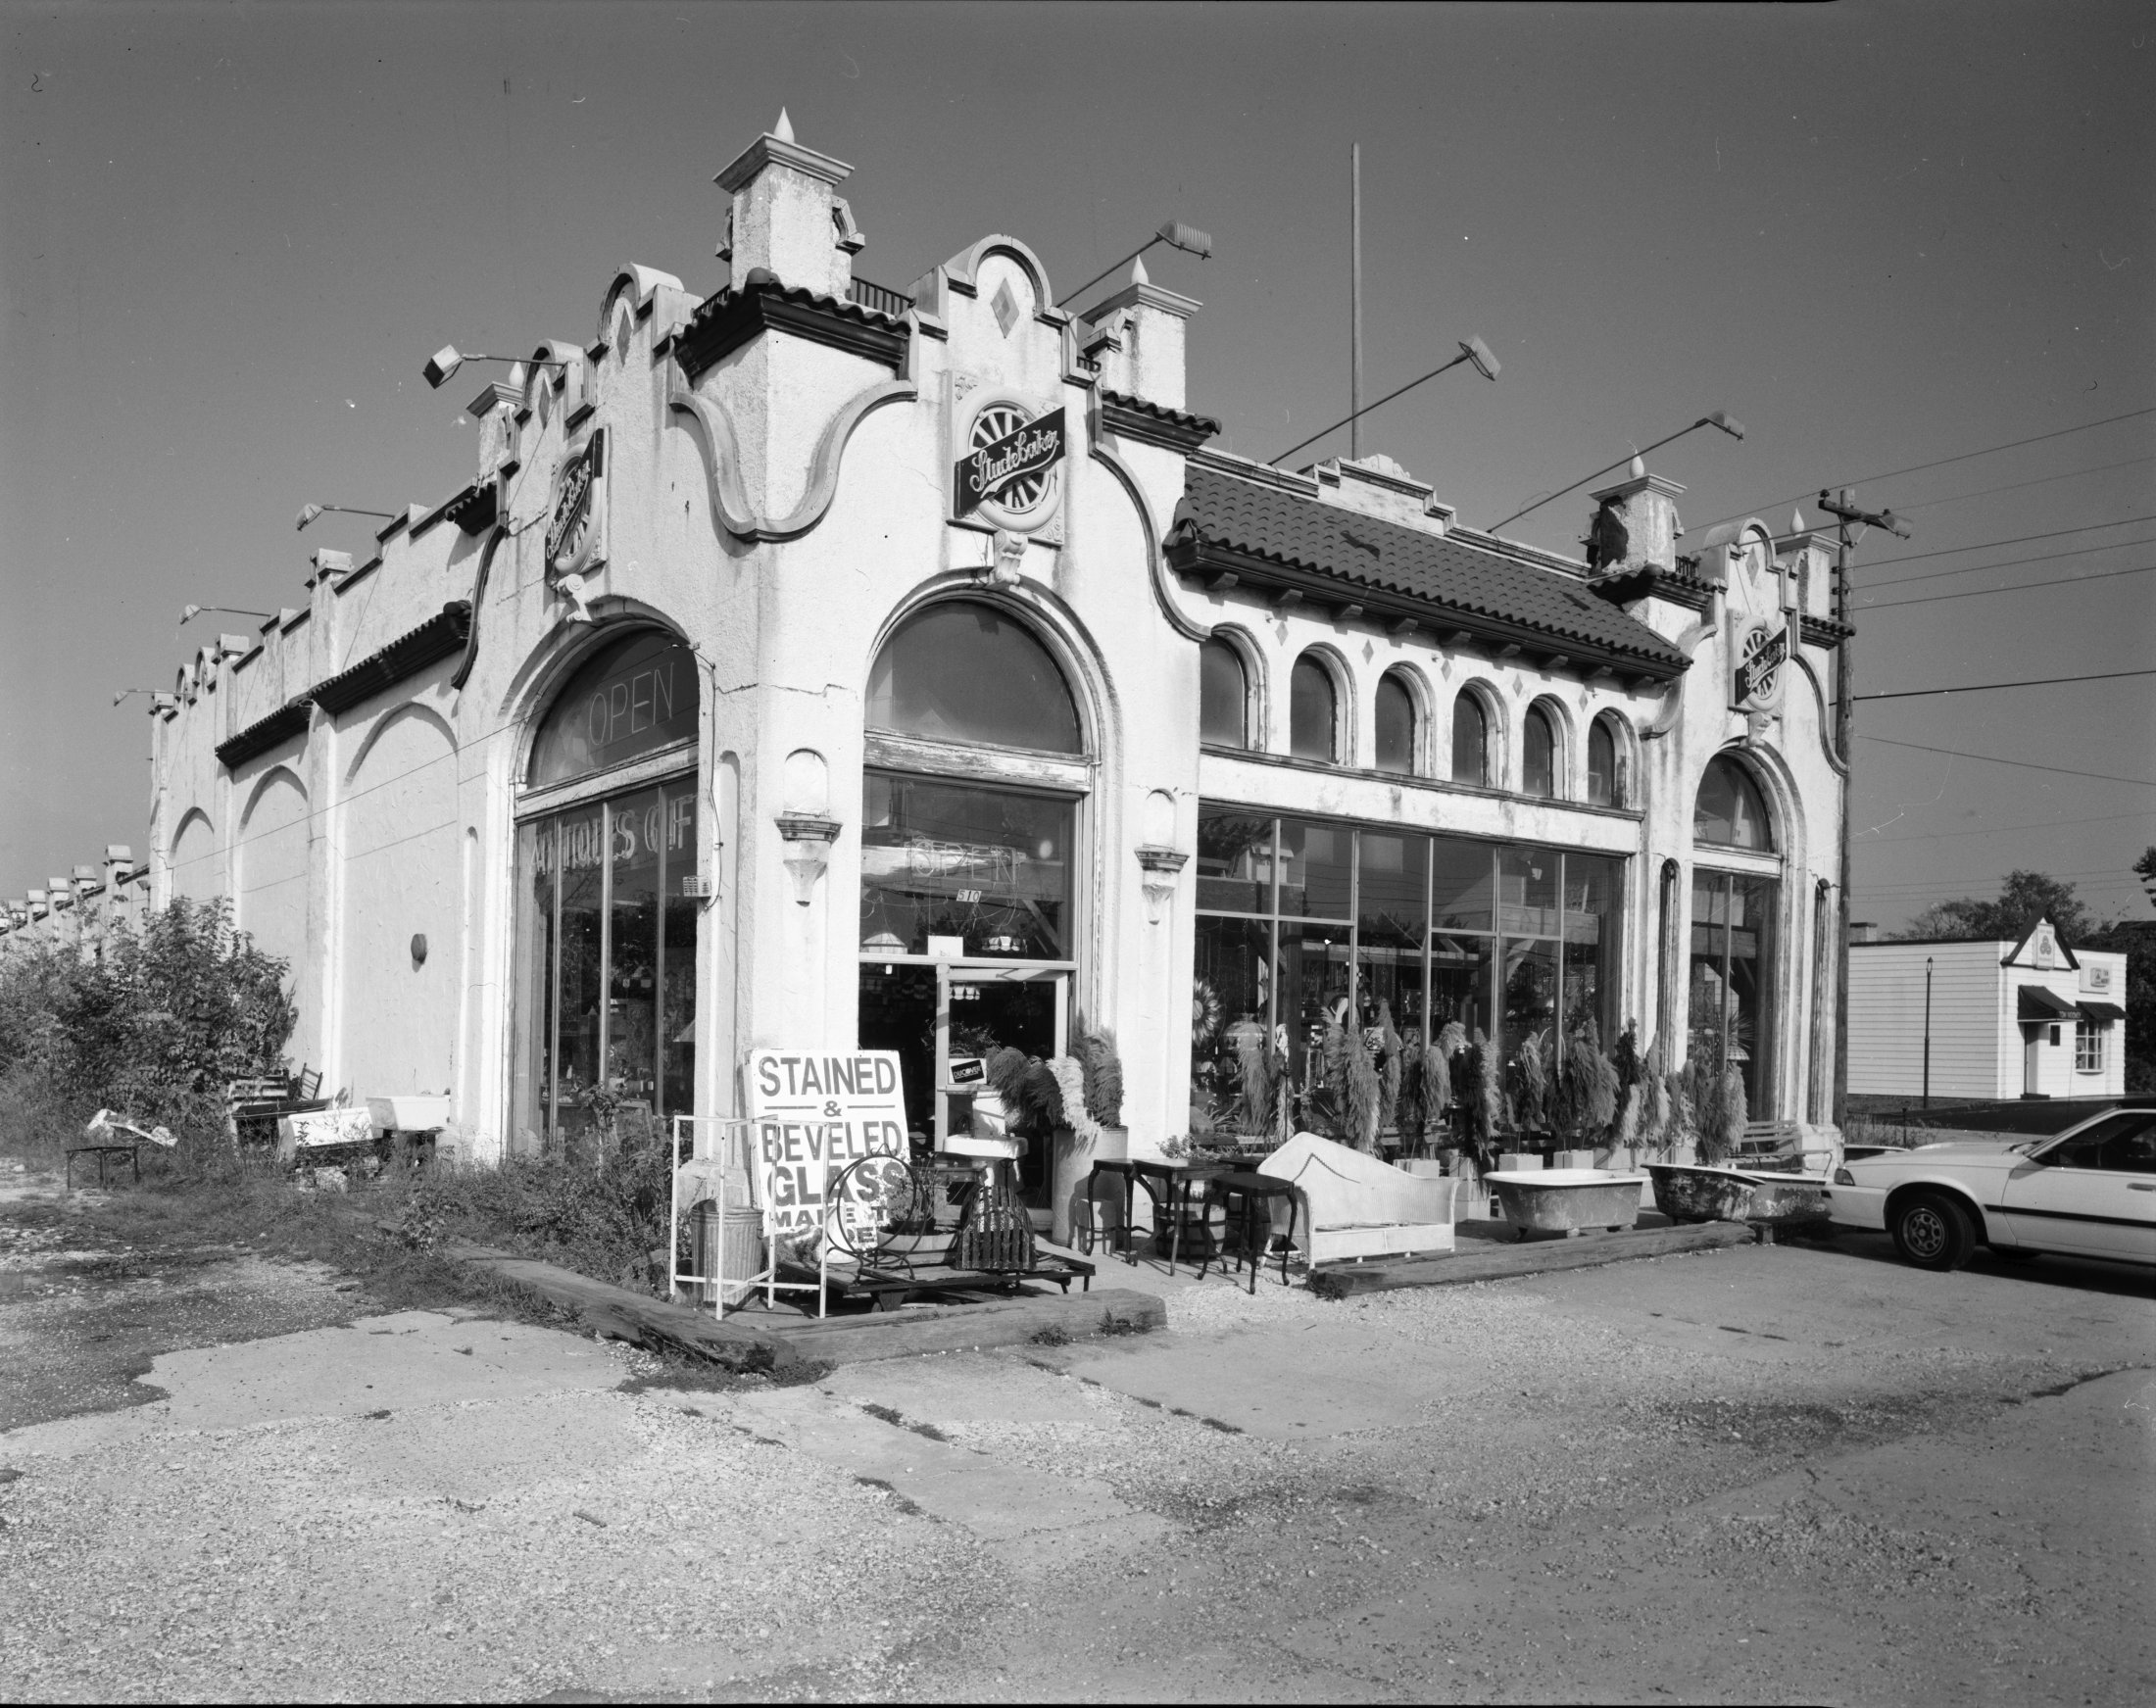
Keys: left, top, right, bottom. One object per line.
{"left": 1693, "top": 403, "right": 2156, "bottom": 535}
{"left": 1858, "top": 735, "right": 2156, "bottom": 789}
{"left": 1861, "top": 808, "right": 2156, "bottom": 845}
{"left": 1859, "top": 561, "right": 2156, "bottom": 611}
{"left": 1855, "top": 512, "right": 2156, "bottom": 570}
{"left": 1854, "top": 667, "right": 2156, "bottom": 704}
{"left": 1857, "top": 533, "right": 2156, "bottom": 591}
{"left": 1898, "top": 452, "right": 2156, "bottom": 512}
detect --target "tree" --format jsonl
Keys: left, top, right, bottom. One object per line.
{"left": 1896, "top": 868, "right": 2099, "bottom": 947}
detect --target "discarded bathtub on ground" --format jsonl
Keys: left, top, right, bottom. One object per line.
{"left": 1258, "top": 1133, "right": 1459, "bottom": 1264}
{"left": 1486, "top": 1168, "right": 1647, "bottom": 1239}
{"left": 1646, "top": 1163, "right": 1827, "bottom": 1226}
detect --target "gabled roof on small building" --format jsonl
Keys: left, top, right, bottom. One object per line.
{"left": 1169, "top": 455, "right": 1690, "bottom": 681}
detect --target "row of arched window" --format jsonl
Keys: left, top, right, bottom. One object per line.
{"left": 1201, "top": 637, "right": 1630, "bottom": 806}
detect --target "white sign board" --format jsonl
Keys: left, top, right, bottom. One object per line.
{"left": 744, "top": 1049, "right": 908, "bottom": 1250}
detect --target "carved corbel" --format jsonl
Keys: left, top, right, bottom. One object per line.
{"left": 776, "top": 813, "right": 841, "bottom": 906}
{"left": 1135, "top": 845, "right": 1189, "bottom": 925}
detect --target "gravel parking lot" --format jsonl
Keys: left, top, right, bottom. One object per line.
{"left": 3, "top": 1171, "right": 2150, "bottom": 1704}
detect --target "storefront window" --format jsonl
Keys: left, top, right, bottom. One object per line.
{"left": 867, "top": 600, "right": 1081, "bottom": 754}
{"left": 1192, "top": 804, "right": 1623, "bottom": 1139}
{"left": 1200, "top": 639, "right": 1248, "bottom": 750}
{"left": 1289, "top": 656, "right": 1337, "bottom": 761}
{"left": 528, "top": 631, "right": 697, "bottom": 789}
{"left": 858, "top": 773, "right": 1073, "bottom": 959}
{"left": 1375, "top": 672, "right": 1416, "bottom": 774}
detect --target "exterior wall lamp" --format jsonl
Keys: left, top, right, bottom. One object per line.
{"left": 179, "top": 604, "right": 272, "bottom": 629}
{"left": 1490, "top": 411, "right": 1746, "bottom": 533}
{"left": 1135, "top": 845, "right": 1189, "bottom": 925}
{"left": 775, "top": 814, "right": 841, "bottom": 906}
{"left": 295, "top": 504, "right": 396, "bottom": 533}
{"left": 1269, "top": 337, "right": 1500, "bottom": 467}
{"left": 423, "top": 347, "right": 569, "bottom": 390}
{"left": 1059, "top": 220, "right": 1213, "bottom": 311}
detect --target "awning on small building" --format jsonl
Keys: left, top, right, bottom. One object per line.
{"left": 2079, "top": 999, "right": 2127, "bottom": 1023}
{"left": 2018, "top": 986, "right": 2080, "bottom": 1022}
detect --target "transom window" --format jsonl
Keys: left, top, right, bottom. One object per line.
{"left": 1200, "top": 638, "right": 1249, "bottom": 749}
{"left": 1290, "top": 655, "right": 1337, "bottom": 762}
{"left": 1694, "top": 754, "right": 1774, "bottom": 852}
{"left": 528, "top": 630, "right": 699, "bottom": 789}
{"left": 1375, "top": 672, "right": 1416, "bottom": 775}
{"left": 867, "top": 600, "right": 1081, "bottom": 754}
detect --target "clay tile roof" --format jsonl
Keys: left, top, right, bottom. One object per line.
{"left": 1175, "top": 461, "right": 1689, "bottom": 672}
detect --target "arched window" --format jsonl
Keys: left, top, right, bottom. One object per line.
{"left": 867, "top": 600, "right": 1081, "bottom": 754}
{"left": 529, "top": 629, "right": 699, "bottom": 788}
{"left": 1451, "top": 692, "right": 1488, "bottom": 786}
{"left": 1694, "top": 754, "right": 1773, "bottom": 851}
{"left": 1523, "top": 705, "right": 1557, "bottom": 799}
{"left": 1375, "top": 671, "right": 1416, "bottom": 775}
{"left": 1289, "top": 654, "right": 1337, "bottom": 762}
{"left": 1199, "top": 638, "right": 1248, "bottom": 750}
{"left": 1587, "top": 717, "right": 1620, "bottom": 806}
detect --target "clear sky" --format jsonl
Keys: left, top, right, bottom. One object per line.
{"left": 4, "top": 1, "right": 2151, "bottom": 927}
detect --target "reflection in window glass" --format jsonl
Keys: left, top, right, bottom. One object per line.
{"left": 1279, "top": 818, "right": 1353, "bottom": 920}
{"left": 1502, "top": 940, "right": 1558, "bottom": 1060}
{"left": 859, "top": 772, "right": 1073, "bottom": 958}
{"left": 1197, "top": 807, "right": 1274, "bottom": 914}
{"left": 1290, "top": 656, "right": 1337, "bottom": 761}
{"left": 1524, "top": 706, "right": 1556, "bottom": 799}
{"left": 529, "top": 631, "right": 699, "bottom": 788}
{"left": 1588, "top": 718, "right": 1619, "bottom": 806}
{"left": 1694, "top": 754, "right": 1773, "bottom": 851}
{"left": 1375, "top": 673, "right": 1416, "bottom": 774}
{"left": 1200, "top": 640, "right": 1248, "bottom": 749}
{"left": 1430, "top": 934, "right": 1493, "bottom": 1037}
{"left": 1499, "top": 847, "right": 1560, "bottom": 938}
{"left": 1192, "top": 915, "right": 1273, "bottom": 1133}
{"left": 1357, "top": 833, "right": 1428, "bottom": 1036}
{"left": 1452, "top": 693, "right": 1488, "bottom": 785}
{"left": 1431, "top": 838, "right": 1495, "bottom": 932}
{"left": 1277, "top": 917, "right": 1353, "bottom": 1095}
{"left": 1690, "top": 868, "right": 1776, "bottom": 1111}
{"left": 866, "top": 601, "right": 1081, "bottom": 754}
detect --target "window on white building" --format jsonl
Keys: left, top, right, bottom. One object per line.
{"left": 2076, "top": 1019, "right": 2105, "bottom": 1073}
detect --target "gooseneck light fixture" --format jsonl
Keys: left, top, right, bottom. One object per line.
{"left": 295, "top": 503, "right": 396, "bottom": 533}
{"left": 422, "top": 346, "right": 568, "bottom": 390}
{"left": 1058, "top": 220, "right": 1213, "bottom": 310}
{"left": 1270, "top": 337, "right": 1500, "bottom": 467}
{"left": 179, "top": 604, "right": 272, "bottom": 629}
{"left": 1489, "top": 411, "right": 1746, "bottom": 533}
{"left": 110, "top": 688, "right": 166, "bottom": 708}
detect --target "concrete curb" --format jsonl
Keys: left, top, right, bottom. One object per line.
{"left": 430, "top": 1237, "right": 1165, "bottom": 1370}
{"left": 1308, "top": 1220, "right": 1756, "bottom": 1297}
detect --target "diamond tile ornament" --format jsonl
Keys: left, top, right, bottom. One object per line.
{"left": 991, "top": 279, "right": 1021, "bottom": 337}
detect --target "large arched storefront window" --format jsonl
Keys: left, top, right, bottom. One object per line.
{"left": 1689, "top": 754, "right": 1778, "bottom": 1117}
{"left": 513, "top": 629, "right": 700, "bottom": 1148}
{"left": 859, "top": 600, "right": 1085, "bottom": 1194}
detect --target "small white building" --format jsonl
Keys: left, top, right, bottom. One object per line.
{"left": 1848, "top": 919, "right": 2128, "bottom": 1101}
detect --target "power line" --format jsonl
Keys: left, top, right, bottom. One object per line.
{"left": 1862, "top": 809, "right": 2156, "bottom": 846}
{"left": 1859, "top": 532, "right": 2156, "bottom": 591}
{"left": 1860, "top": 561, "right": 2156, "bottom": 611}
{"left": 1856, "top": 512, "right": 2156, "bottom": 570}
{"left": 1899, "top": 452, "right": 2156, "bottom": 512}
{"left": 1860, "top": 734, "right": 2156, "bottom": 789}
{"left": 1854, "top": 667, "right": 2156, "bottom": 704}
{"left": 1696, "top": 403, "right": 2156, "bottom": 534}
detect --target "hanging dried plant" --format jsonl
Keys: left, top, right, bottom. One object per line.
{"left": 1717, "top": 1065, "right": 1748, "bottom": 1155}
{"left": 1344, "top": 1018, "right": 1382, "bottom": 1152}
{"left": 1421, "top": 1033, "right": 1454, "bottom": 1145}
{"left": 1612, "top": 1020, "right": 1642, "bottom": 1093}
{"left": 1076, "top": 1028, "right": 1124, "bottom": 1128}
{"left": 1514, "top": 1031, "right": 1550, "bottom": 1133}
{"left": 1047, "top": 1054, "right": 1102, "bottom": 1147}
{"left": 1640, "top": 1040, "right": 1671, "bottom": 1152}
{"left": 1234, "top": 1029, "right": 1275, "bottom": 1136}
{"left": 1614, "top": 1081, "right": 1643, "bottom": 1150}
{"left": 1376, "top": 1002, "right": 1404, "bottom": 1141}
{"left": 1473, "top": 1027, "right": 1504, "bottom": 1156}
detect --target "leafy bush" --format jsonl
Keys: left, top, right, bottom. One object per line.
{"left": 0, "top": 899, "right": 294, "bottom": 1158}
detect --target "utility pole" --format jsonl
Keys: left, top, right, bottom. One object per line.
{"left": 1349, "top": 143, "right": 1364, "bottom": 462}
{"left": 1816, "top": 486, "right": 1913, "bottom": 1131}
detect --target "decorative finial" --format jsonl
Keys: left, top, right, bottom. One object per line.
{"left": 1131, "top": 253, "right": 1150, "bottom": 285}
{"left": 1790, "top": 506, "right": 1806, "bottom": 535}
{"left": 773, "top": 108, "right": 794, "bottom": 143}
{"left": 1628, "top": 454, "right": 1644, "bottom": 479}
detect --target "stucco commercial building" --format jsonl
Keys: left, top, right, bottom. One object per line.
{"left": 146, "top": 116, "right": 1854, "bottom": 1172}
{"left": 1849, "top": 920, "right": 2129, "bottom": 1101}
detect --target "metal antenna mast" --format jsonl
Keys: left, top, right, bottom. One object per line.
{"left": 1350, "top": 143, "right": 1364, "bottom": 462}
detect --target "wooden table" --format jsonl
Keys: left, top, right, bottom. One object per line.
{"left": 1086, "top": 1159, "right": 1232, "bottom": 1275}
{"left": 1202, "top": 1170, "right": 1301, "bottom": 1292}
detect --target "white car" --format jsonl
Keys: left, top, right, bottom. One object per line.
{"left": 1823, "top": 1102, "right": 2156, "bottom": 1271}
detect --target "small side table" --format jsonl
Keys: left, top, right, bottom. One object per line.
{"left": 1086, "top": 1159, "right": 1230, "bottom": 1275}
{"left": 1205, "top": 1170, "right": 1300, "bottom": 1292}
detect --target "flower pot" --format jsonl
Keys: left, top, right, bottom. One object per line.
{"left": 1054, "top": 1122, "right": 1126, "bottom": 1248}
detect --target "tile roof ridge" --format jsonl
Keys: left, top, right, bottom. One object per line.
{"left": 1188, "top": 446, "right": 1318, "bottom": 495}
{"left": 1446, "top": 522, "right": 1591, "bottom": 577}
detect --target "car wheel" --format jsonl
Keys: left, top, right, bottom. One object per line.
{"left": 1891, "top": 1191, "right": 1976, "bottom": 1272}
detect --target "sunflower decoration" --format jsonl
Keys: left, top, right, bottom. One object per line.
{"left": 1192, "top": 977, "right": 1223, "bottom": 1049}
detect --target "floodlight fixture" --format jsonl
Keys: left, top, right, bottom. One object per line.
{"left": 111, "top": 688, "right": 164, "bottom": 708}
{"left": 1059, "top": 219, "right": 1214, "bottom": 309}
{"left": 295, "top": 503, "right": 396, "bottom": 533}
{"left": 180, "top": 604, "right": 272, "bottom": 628}
{"left": 1489, "top": 411, "right": 1747, "bottom": 533}
{"left": 1270, "top": 336, "right": 1500, "bottom": 466}
{"left": 423, "top": 346, "right": 568, "bottom": 390}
